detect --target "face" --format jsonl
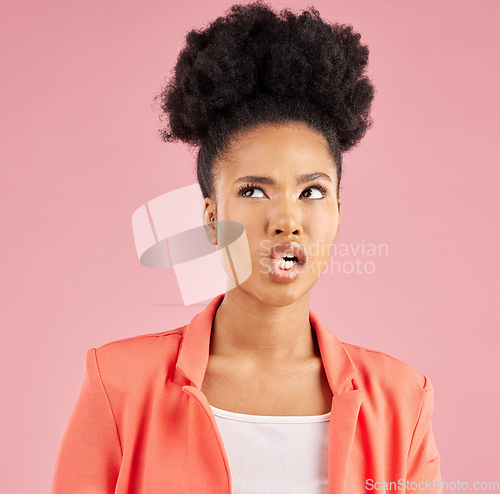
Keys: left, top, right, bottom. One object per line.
{"left": 203, "top": 121, "right": 341, "bottom": 307}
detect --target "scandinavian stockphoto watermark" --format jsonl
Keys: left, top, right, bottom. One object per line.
{"left": 317, "top": 238, "right": 389, "bottom": 275}
{"left": 366, "top": 478, "right": 500, "bottom": 492}
{"left": 259, "top": 238, "right": 389, "bottom": 275}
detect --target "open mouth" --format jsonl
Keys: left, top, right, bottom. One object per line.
{"left": 267, "top": 241, "right": 307, "bottom": 282}
{"left": 278, "top": 255, "right": 300, "bottom": 270}
{"left": 269, "top": 241, "right": 307, "bottom": 264}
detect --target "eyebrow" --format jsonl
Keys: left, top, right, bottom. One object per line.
{"left": 234, "top": 172, "right": 333, "bottom": 186}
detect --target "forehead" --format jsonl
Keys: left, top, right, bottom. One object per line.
{"left": 217, "top": 122, "right": 334, "bottom": 178}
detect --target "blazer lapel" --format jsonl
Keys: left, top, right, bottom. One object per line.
{"left": 328, "top": 385, "right": 363, "bottom": 494}
{"left": 173, "top": 294, "right": 222, "bottom": 389}
{"left": 309, "top": 307, "right": 363, "bottom": 494}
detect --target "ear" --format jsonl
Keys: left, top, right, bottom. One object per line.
{"left": 203, "top": 197, "right": 217, "bottom": 245}
{"left": 335, "top": 197, "right": 341, "bottom": 238}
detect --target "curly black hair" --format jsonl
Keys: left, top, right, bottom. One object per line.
{"left": 154, "top": 1, "right": 375, "bottom": 200}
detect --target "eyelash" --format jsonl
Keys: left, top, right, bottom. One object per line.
{"left": 237, "top": 182, "right": 328, "bottom": 198}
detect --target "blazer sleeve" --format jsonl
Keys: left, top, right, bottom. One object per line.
{"left": 51, "top": 348, "right": 123, "bottom": 493}
{"left": 406, "top": 376, "right": 442, "bottom": 494}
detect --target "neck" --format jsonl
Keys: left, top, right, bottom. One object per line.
{"left": 209, "top": 288, "right": 319, "bottom": 370}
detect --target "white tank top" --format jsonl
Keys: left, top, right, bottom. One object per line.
{"left": 210, "top": 405, "right": 330, "bottom": 494}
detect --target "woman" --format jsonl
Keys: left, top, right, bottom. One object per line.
{"left": 52, "top": 2, "right": 442, "bottom": 493}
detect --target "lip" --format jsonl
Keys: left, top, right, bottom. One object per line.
{"left": 267, "top": 241, "right": 307, "bottom": 283}
{"left": 269, "top": 241, "right": 307, "bottom": 264}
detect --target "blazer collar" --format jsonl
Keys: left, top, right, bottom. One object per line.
{"left": 174, "top": 293, "right": 358, "bottom": 394}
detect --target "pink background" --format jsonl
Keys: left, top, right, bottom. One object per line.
{"left": 1, "top": 1, "right": 499, "bottom": 492}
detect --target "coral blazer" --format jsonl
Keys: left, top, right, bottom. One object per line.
{"left": 52, "top": 293, "right": 442, "bottom": 493}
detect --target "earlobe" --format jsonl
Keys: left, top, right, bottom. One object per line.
{"left": 202, "top": 201, "right": 217, "bottom": 245}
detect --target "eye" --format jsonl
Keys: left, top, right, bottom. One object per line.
{"left": 237, "top": 183, "right": 266, "bottom": 198}
{"left": 301, "top": 184, "right": 328, "bottom": 199}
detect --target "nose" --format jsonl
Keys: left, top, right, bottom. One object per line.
{"left": 267, "top": 197, "right": 303, "bottom": 237}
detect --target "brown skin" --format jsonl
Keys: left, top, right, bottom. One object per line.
{"left": 201, "top": 121, "right": 341, "bottom": 415}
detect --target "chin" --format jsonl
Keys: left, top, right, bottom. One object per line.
{"left": 239, "top": 278, "right": 311, "bottom": 308}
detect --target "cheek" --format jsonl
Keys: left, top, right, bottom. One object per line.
{"left": 307, "top": 217, "right": 339, "bottom": 273}
{"left": 312, "top": 217, "right": 338, "bottom": 248}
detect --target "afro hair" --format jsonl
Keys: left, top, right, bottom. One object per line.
{"left": 155, "top": 1, "right": 375, "bottom": 199}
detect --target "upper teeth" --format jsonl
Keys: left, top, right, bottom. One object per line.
{"left": 279, "top": 255, "right": 297, "bottom": 269}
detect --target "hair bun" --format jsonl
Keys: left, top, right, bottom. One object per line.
{"left": 155, "top": 1, "right": 375, "bottom": 152}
